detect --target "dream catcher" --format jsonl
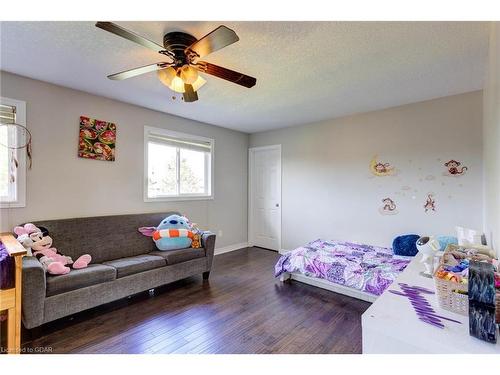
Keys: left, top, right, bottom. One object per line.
{"left": 0, "top": 121, "right": 32, "bottom": 183}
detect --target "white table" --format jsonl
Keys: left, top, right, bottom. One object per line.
{"left": 362, "top": 253, "right": 500, "bottom": 353}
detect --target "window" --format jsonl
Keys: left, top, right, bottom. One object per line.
{"left": 144, "top": 126, "right": 213, "bottom": 201}
{"left": 0, "top": 97, "right": 26, "bottom": 208}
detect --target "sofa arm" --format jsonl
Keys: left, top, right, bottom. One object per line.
{"left": 22, "top": 256, "right": 46, "bottom": 329}
{"left": 202, "top": 232, "right": 216, "bottom": 270}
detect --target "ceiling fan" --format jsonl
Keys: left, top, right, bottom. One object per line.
{"left": 95, "top": 22, "right": 257, "bottom": 102}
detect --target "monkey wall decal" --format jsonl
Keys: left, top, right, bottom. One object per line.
{"left": 379, "top": 197, "right": 398, "bottom": 215}
{"left": 369, "top": 156, "right": 463, "bottom": 214}
{"left": 369, "top": 155, "right": 397, "bottom": 176}
{"left": 375, "top": 162, "right": 391, "bottom": 174}
{"left": 424, "top": 193, "right": 436, "bottom": 213}
{"left": 443, "top": 159, "right": 468, "bottom": 177}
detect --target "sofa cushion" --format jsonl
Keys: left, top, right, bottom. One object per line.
{"left": 149, "top": 248, "right": 205, "bottom": 265}
{"left": 102, "top": 254, "right": 166, "bottom": 278}
{"left": 46, "top": 264, "right": 116, "bottom": 297}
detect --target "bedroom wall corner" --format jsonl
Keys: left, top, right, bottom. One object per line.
{"left": 250, "top": 91, "right": 484, "bottom": 250}
{"left": 483, "top": 21, "right": 500, "bottom": 257}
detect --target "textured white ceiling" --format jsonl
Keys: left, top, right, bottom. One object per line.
{"left": 0, "top": 21, "right": 489, "bottom": 133}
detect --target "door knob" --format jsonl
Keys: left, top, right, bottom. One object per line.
{"left": 275, "top": 203, "right": 280, "bottom": 207}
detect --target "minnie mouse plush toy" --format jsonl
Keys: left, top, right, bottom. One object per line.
{"left": 14, "top": 223, "right": 92, "bottom": 275}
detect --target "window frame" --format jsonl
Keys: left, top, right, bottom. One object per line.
{"left": 143, "top": 126, "right": 214, "bottom": 202}
{"left": 0, "top": 96, "right": 26, "bottom": 208}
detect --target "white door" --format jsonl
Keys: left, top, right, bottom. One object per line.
{"left": 249, "top": 145, "right": 281, "bottom": 251}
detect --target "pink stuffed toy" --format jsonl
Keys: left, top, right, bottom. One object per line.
{"left": 14, "top": 223, "right": 40, "bottom": 237}
{"left": 16, "top": 224, "right": 92, "bottom": 276}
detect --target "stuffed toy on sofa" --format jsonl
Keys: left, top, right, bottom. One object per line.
{"left": 139, "top": 214, "right": 194, "bottom": 251}
{"left": 15, "top": 223, "right": 92, "bottom": 275}
{"left": 31, "top": 232, "right": 92, "bottom": 275}
{"left": 188, "top": 222, "right": 202, "bottom": 249}
{"left": 13, "top": 223, "right": 40, "bottom": 256}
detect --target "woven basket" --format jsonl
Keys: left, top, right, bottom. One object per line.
{"left": 433, "top": 266, "right": 469, "bottom": 316}
{"left": 444, "top": 243, "right": 496, "bottom": 258}
{"left": 434, "top": 244, "right": 496, "bottom": 317}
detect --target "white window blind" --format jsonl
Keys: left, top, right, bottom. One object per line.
{"left": 148, "top": 133, "right": 212, "bottom": 153}
{"left": 0, "top": 104, "right": 16, "bottom": 124}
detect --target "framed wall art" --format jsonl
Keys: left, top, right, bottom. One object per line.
{"left": 78, "top": 116, "right": 116, "bottom": 161}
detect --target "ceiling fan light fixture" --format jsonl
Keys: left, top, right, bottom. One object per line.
{"left": 98, "top": 22, "right": 257, "bottom": 102}
{"left": 170, "top": 76, "right": 186, "bottom": 93}
{"left": 191, "top": 75, "right": 206, "bottom": 92}
{"left": 166, "top": 73, "right": 206, "bottom": 94}
{"left": 180, "top": 64, "right": 199, "bottom": 84}
{"left": 157, "top": 66, "right": 177, "bottom": 86}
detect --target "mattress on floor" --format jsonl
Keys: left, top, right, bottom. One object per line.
{"left": 275, "top": 239, "right": 411, "bottom": 296}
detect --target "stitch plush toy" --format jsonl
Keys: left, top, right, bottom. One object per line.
{"left": 139, "top": 214, "right": 193, "bottom": 251}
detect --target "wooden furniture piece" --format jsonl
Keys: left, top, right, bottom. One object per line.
{"left": 0, "top": 232, "right": 26, "bottom": 354}
{"left": 362, "top": 253, "right": 500, "bottom": 353}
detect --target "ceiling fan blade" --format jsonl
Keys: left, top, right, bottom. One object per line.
{"left": 107, "top": 63, "right": 169, "bottom": 80}
{"left": 183, "top": 84, "right": 199, "bottom": 102}
{"left": 96, "top": 22, "right": 166, "bottom": 53}
{"left": 186, "top": 25, "right": 239, "bottom": 59}
{"left": 195, "top": 62, "right": 256, "bottom": 88}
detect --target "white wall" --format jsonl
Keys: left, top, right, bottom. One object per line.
{"left": 483, "top": 22, "right": 500, "bottom": 256}
{"left": 0, "top": 71, "right": 249, "bottom": 249}
{"left": 250, "top": 92, "right": 484, "bottom": 250}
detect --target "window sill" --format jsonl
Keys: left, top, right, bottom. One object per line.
{"left": 144, "top": 195, "right": 214, "bottom": 203}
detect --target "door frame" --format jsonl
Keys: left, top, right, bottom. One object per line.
{"left": 248, "top": 144, "right": 282, "bottom": 251}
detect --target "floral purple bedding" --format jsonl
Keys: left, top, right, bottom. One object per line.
{"left": 275, "top": 239, "right": 411, "bottom": 296}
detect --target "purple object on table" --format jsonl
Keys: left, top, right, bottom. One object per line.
{"left": 390, "top": 283, "right": 462, "bottom": 328}
{"left": 0, "top": 242, "right": 15, "bottom": 289}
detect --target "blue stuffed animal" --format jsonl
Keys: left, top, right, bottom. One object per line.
{"left": 138, "top": 214, "right": 193, "bottom": 251}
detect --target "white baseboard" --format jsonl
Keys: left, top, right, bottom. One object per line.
{"left": 279, "top": 248, "right": 291, "bottom": 255}
{"left": 214, "top": 242, "right": 249, "bottom": 256}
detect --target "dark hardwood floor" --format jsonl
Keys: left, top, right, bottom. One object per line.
{"left": 23, "top": 247, "right": 370, "bottom": 354}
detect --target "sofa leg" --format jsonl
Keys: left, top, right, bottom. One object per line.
{"left": 202, "top": 271, "right": 210, "bottom": 280}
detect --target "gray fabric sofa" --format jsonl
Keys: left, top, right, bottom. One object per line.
{"left": 22, "top": 212, "right": 216, "bottom": 329}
